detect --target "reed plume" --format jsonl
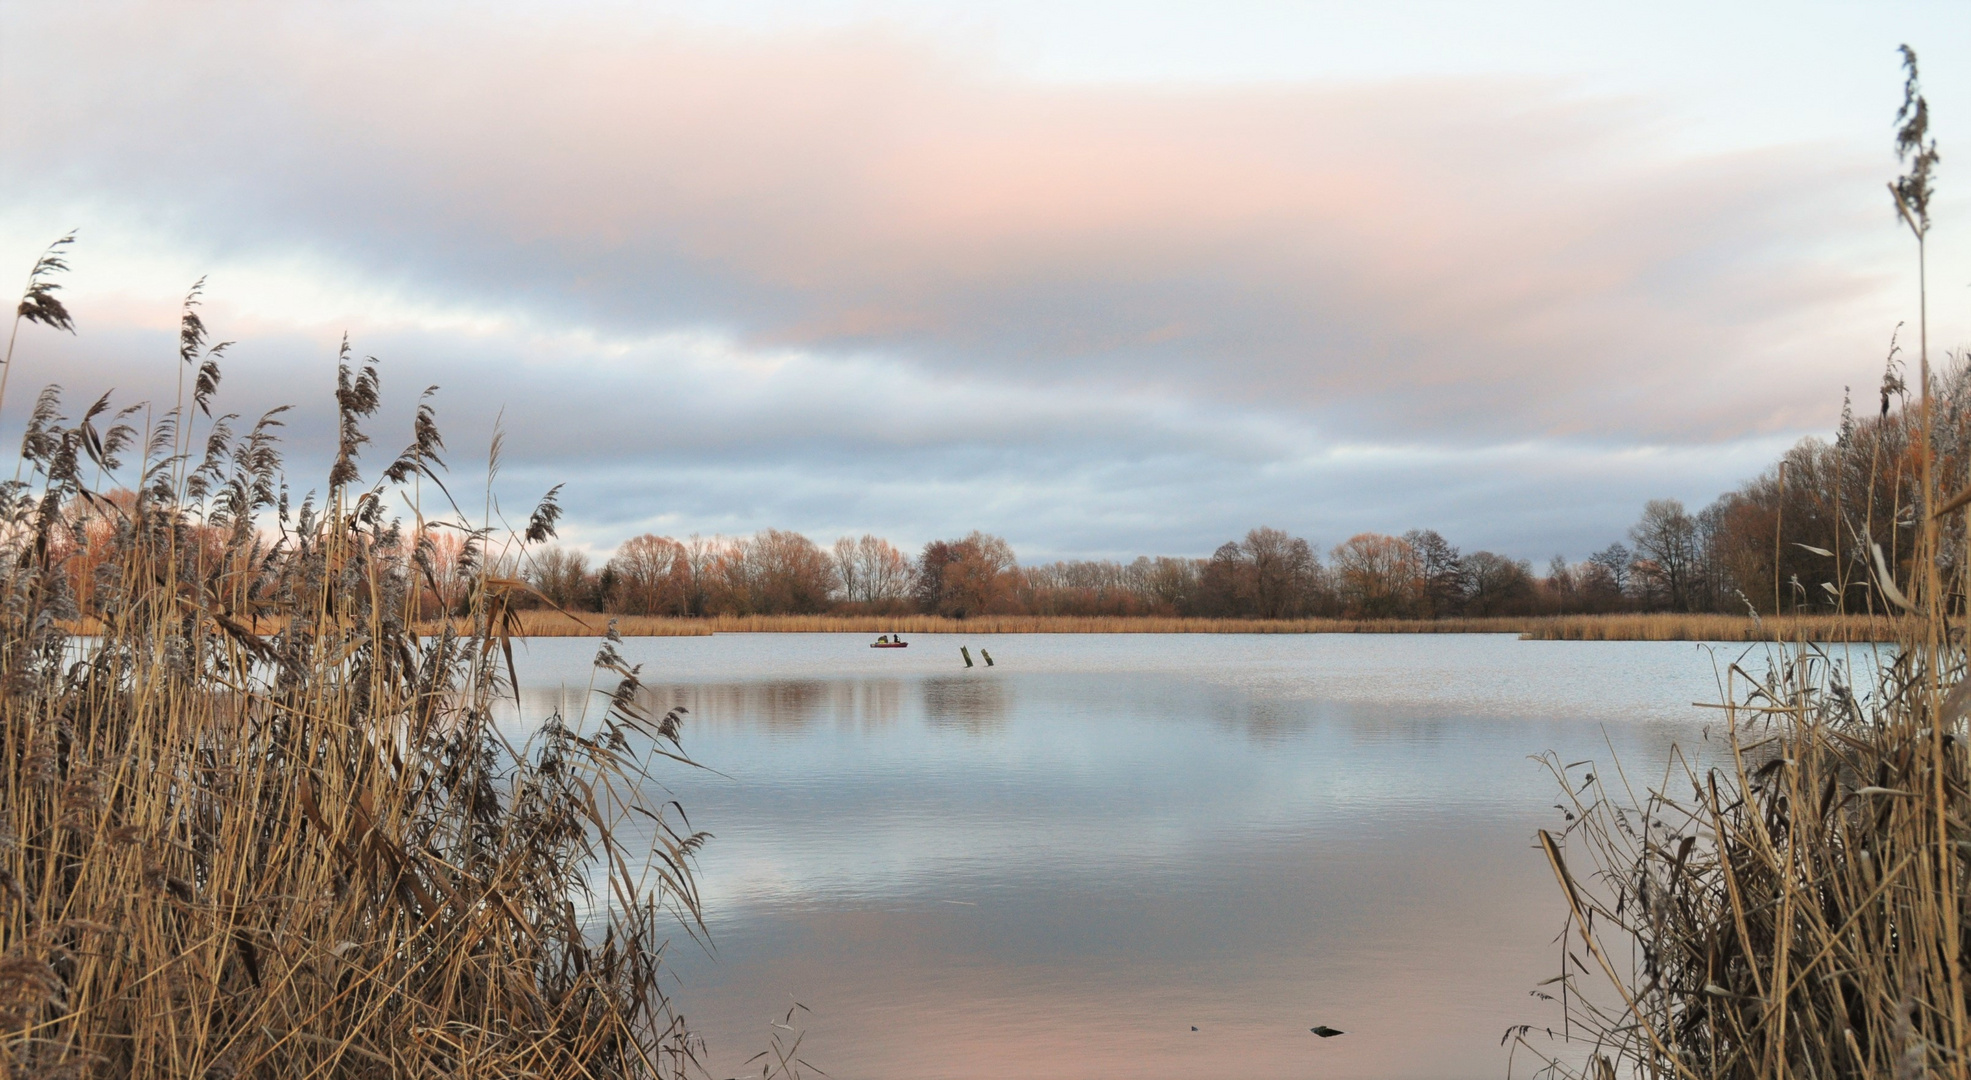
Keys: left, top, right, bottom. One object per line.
{"left": 0, "top": 261, "right": 715, "bottom": 1077}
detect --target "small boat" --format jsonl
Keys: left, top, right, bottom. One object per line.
{"left": 871, "top": 635, "right": 909, "bottom": 648}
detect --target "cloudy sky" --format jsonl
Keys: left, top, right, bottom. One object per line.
{"left": 3, "top": 1, "right": 1967, "bottom": 563}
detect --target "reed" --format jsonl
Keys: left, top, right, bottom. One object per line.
{"left": 1517, "top": 626, "right": 1970, "bottom": 1077}
{"left": 1513, "top": 613, "right": 1890, "bottom": 643}
{"left": 415, "top": 609, "right": 1893, "bottom": 642}
{"left": 1514, "top": 49, "right": 1965, "bottom": 1078}
{"left": 0, "top": 272, "right": 733, "bottom": 1076}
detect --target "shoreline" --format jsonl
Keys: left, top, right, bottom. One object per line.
{"left": 405, "top": 611, "right": 1895, "bottom": 642}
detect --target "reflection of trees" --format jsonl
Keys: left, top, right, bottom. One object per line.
{"left": 519, "top": 675, "right": 999, "bottom": 736}
{"left": 654, "top": 681, "right": 830, "bottom": 731}
{"left": 921, "top": 676, "right": 1010, "bottom": 733}
{"left": 525, "top": 678, "right": 911, "bottom": 732}
{"left": 843, "top": 679, "right": 902, "bottom": 730}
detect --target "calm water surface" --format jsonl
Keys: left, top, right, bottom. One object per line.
{"left": 501, "top": 632, "right": 1824, "bottom": 1079}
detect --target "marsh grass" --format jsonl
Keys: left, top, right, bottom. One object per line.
{"left": 411, "top": 610, "right": 1893, "bottom": 642}
{"left": 0, "top": 268, "right": 757, "bottom": 1076}
{"left": 1513, "top": 48, "right": 1966, "bottom": 1078}
{"left": 1516, "top": 632, "right": 1970, "bottom": 1078}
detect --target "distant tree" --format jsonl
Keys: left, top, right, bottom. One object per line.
{"left": 833, "top": 534, "right": 913, "bottom": 606}
{"left": 736, "top": 529, "right": 837, "bottom": 614}
{"left": 681, "top": 534, "right": 723, "bottom": 615}
{"left": 1330, "top": 533, "right": 1420, "bottom": 618}
{"left": 1241, "top": 527, "right": 1319, "bottom": 619}
{"left": 1461, "top": 551, "right": 1536, "bottom": 615}
{"left": 412, "top": 527, "right": 472, "bottom": 617}
{"left": 1193, "top": 542, "right": 1244, "bottom": 616}
{"left": 529, "top": 546, "right": 594, "bottom": 610}
{"left": 1630, "top": 499, "right": 1700, "bottom": 611}
{"left": 592, "top": 564, "right": 619, "bottom": 612}
{"left": 1587, "top": 543, "right": 1633, "bottom": 595}
{"left": 606, "top": 533, "right": 691, "bottom": 615}
{"left": 1024, "top": 558, "right": 1152, "bottom": 616}
{"left": 1541, "top": 554, "right": 1578, "bottom": 613}
{"left": 1403, "top": 528, "right": 1465, "bottom": 617}
{"left": 915, "top": 540, "right": 959, "bottom": 613}
{"left": 1136, "top": 555, "right": 1201, "bottom": 614}
{"left": 1192, "top": 528, "right": 1323, "bottom": 617}
{"left": 932, "top": 532, "right": 1017, "bottom": 617}
{"left": 1574, "top": 558, "right": 1625, "bottom": 612}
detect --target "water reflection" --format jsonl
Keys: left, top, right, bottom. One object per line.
{"left": 586, "top": 679, "right": 909, "bottom": 734}
{"left": 495, "top": 632, "right": 1756, "bottom": 1079}
{"left": 921, "top": 675, "right": 1010, "bottom": 733}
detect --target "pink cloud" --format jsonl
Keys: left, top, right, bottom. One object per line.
{"left": 2, "top": 5, "right": 1909, "bottom": 448}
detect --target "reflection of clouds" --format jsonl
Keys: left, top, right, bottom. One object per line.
{"left": 488, "top": 633, "right": 1749, "bottom": 1079}
{"left": 921, "top": 676, "right": 1010, "bottom": 733}
{"left": 669, "top": 822, "right": 1575, "bottom": 1080}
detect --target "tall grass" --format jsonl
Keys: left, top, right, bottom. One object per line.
{"left": 0, "top": 277, "right": 723, "bottom": 1075}
{"left": 1519, "top": 636, "right": 1968, "bottom": 1078}
{"left": 1514, "top": 47, "right": 1965, "bottom": 1078}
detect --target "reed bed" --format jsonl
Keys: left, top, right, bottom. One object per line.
{"left": 1514, "top": 51, "right": 1963, "bottom": 1077}
{"left": 416, "top": 610, "right": 1893, "bottom": 642}
{"left": 1518, "top": 623, "right": 1970, "bottom": 1078}
{"left": 1515, "top": 613, "right": 1890, "bottom": 643}
{"left": 0, "top": 295, "right": 735, "bottom": 1076}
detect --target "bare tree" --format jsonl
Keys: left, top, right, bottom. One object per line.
{"left": 1241, "top": 527, "right": 1319, "bottom": 618}
{"left": 681, "top": 534, "right": 723, "bottom": 615}
{"left": 918, "top": 531, "right": 1017, "bottom": 617}
{"left": 1462, "top": 551, "right": 1536, "bottom": 615}
{"left": 606, "top": 534, "right": 689, "bottom": 615}
{"left": 833, "top": 534, "right": 913, "bottom": 604}
{"left": 528, "top": 546, "right": 594, "bottom": 610}
{"left": 1136, "top": 555, "right": 1201, "bottom": 612}
{"left": 1587, "top": 542, "right": 1632, "bottom": 595}
{"left": 1629, "top": 499, "right": 1700, "bottom": 611}
{"left": 1330, "top": 533, "right": 1420, "bottom": 618}
{"left": 1403, "top": 528, "right": 1465, "bottom": 617}
{"left": 728, "top": 529, "right": 837, "bottom": 614}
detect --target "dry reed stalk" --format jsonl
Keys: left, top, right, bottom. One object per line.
{"left": 1513, "top": 52, "right": 1963, "bottom": 1077}
{"left": 1515, "top": 632, "right": 1971, "bottom": 1079}
{"left": 0, "top": 267, "right": 770, "bottom": 1077}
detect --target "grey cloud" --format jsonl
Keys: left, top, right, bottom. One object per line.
{"left": 2, "top": 5, "right": 1901, "bottom": 445}
{"left": 0, "top": 4, "right": 1919, "bottom": 559}
{"left": 5, "top": 300, "right": 1778, "bottom": 561}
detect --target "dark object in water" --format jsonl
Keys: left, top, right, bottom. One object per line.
{"left": 1311, "top": 1026, "right": 1344, "bottom": 1038}
{"left": 960, "top": 646, "right": 974, "bottom": 668}
{"left": 1190, "top": 1026, "right": 1198, "bottom": 1032}
{"left": 981, "top": 649, "right": 994, "bottom": 666}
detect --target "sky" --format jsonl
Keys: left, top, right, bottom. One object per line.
{"left": 2, "top": 1, "right": 1968, "bottom": 564}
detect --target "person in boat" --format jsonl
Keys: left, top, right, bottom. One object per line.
{"left": 876, "top": 634, "right": 890, "bottom": 644}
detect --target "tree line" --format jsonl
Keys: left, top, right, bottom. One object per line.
{"left": 49, "top": 350, "right": 1939, "bottom": 624}
{"left": 498, "top": 352, "right": 1960, "bottom": 621}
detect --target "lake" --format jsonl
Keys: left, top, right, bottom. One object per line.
{"left": 500, "top": 632, "right": 1825, "bottom": 1079}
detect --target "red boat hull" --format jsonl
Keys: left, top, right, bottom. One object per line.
{"left": 870, "top": 642, "right": 909, "bottom": 648}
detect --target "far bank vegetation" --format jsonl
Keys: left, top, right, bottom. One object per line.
{"left": 489, "top": 360, "right": 1962, "bottom": 631}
